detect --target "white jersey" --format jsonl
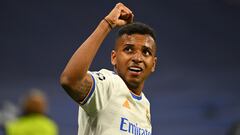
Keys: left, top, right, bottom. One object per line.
{"left": 78, "top": 69, "right": 152, "bottom": 135}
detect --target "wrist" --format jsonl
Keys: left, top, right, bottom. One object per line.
{"left": 103, "top": 18, "right": 115, "bottom": 29}
{"left": 98, "top": 19, "right": 112, "bottom": 33}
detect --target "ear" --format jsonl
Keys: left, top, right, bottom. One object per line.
{"left": 111, "top": 50, "right": 117, "bottom": 66}
{"left": 151, "top": 57, "right": 157, "bottom": 72}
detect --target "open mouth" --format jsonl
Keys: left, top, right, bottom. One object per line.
{"left": 128, "top": 67, "right": 143, "bottom": 73}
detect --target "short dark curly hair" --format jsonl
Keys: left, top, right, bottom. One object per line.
{"left": 117, "top": 22, "right": 156, "bottom": 41}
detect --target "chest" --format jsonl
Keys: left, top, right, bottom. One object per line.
{"left": 97, "top": 88, "right": 151, "bottom": 130}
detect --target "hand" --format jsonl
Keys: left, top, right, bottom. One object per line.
{"left": 105, "top": 3, "right": 134, "bottom": 28}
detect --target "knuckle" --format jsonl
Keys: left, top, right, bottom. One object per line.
{"left": 116, "top": 2, "right": 123, "bottom": 7}
{"left": 117, "top": 2, "right": 123, "bottom": 5}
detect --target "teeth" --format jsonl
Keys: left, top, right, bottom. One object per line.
{"left": 130, "top": 67, "right": 141, "bottom": 71}
{"left": 129, "top": 67, "right": 142, "bottom": 72}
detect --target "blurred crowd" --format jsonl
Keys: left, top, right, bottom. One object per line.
{"left": 0, "top": 89, "right": 58, "bottom": 135}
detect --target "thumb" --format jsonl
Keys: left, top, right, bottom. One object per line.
{"left": 116, "top": 20, "right": 128, "bottom": 26}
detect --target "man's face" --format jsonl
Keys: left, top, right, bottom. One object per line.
{"left": 111, "top": 33, "right": 157, "bottom": 89}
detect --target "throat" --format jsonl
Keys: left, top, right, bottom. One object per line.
{"left": 126, "top": 82, "right": 144, "bottom": 96}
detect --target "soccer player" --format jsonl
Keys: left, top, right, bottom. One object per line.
{"left": 60, "top": 3, "right": 157, "bottom": 135}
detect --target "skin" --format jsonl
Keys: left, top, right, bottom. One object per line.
{"left": 23, "top": 94, "right": 47, "bottom": 114}
{"left": 60, "top": 3, "right": 156, "bottom": 103}
{"left": 112, "top": 34, "right": 157, "bottom": 95}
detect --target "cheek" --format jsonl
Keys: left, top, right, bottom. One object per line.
{"left": 146, "top": 58, "right": 155, "bottom": 68}
{"left": 116, "top": 53, "right": 128, "bottom": 63}
{"left": 115, "top": 55, "right": 123, "bottom": 67}
{"left": 115, "top": 56, "right": 130, "bottom": 71}
{"left": 116, "top": 57, "right": 125, "bottom": 67}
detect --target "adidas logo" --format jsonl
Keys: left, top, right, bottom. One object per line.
{"left": 123, "top": 99, "right": 130, "bottom": 109}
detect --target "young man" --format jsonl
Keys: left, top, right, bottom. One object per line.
{"left": 60, "top": 3, "right": 157, "bottom": 135}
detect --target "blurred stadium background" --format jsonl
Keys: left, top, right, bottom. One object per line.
{"left": 0, "top": 0, "right": 240, "bottom": 135}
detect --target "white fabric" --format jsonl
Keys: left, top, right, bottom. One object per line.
{"left": 78, "top": 69, "right": 152, "bottom": 135}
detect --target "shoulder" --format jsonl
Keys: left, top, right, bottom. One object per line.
{"left": 93, "top": 69, "right": 116, "bottom": 76}
{"left": 21, "top": 115, "right": 57, "bottom": 128}
{"left": 89, "top": 69, "right": 120, "bottom": 81}
{"left": 35, "top": 115, "right": 58, "bottom": 131}
{"left": 142, "top": 93, "right": 151, "bottom": 106}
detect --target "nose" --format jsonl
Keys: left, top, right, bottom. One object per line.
{"left": 132, "top": 51, "right": 143, "bottom": 63}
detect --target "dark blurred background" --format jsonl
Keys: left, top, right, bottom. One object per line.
{"left": 0, "top": 0, "right": 240, "bottom": 135}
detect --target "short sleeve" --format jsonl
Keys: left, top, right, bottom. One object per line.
{"left": 80, "top": 69, "right": 115, "bottom": 116}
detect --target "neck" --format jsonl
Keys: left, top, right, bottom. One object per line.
{"left": 127, "top": 82, "right": 144, "bottom": 96}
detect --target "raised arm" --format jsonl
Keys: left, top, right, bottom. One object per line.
{"left": 60, "top": 3, "right": 134, "bottom": 103}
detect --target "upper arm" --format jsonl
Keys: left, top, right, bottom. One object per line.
{"left": 61, "top": 69, "right": 116, "bottom": 115}
{"left": 61, "top": 73, "right": 93, "bottom": 104}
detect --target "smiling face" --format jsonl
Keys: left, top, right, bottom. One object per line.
{"left": 111, "top": 33, "right": 157, "bottom": 91}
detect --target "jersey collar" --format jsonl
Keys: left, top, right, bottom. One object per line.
{"left": 130, "top": 91, "right": 142, "bottom": 100}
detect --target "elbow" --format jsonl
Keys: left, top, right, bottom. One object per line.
{"left": 60, "top": 73, "right": 75, "bottom": 90}
{"left": 60, "top": 71, "right": 86, "bottom": 90}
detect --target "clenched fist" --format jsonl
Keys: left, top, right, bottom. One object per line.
{"left": 104, "top": 3, "right": 134, "bottom": 28}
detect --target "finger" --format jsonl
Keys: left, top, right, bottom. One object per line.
{"left": 105, "top": 4, "right": 122, "bottom": 25}
{"left": 119, "top": 12, "right": 129, "bottom": 19}
{"left": 127, "top": 13, "right": 134, "bottom": 23}
{"left": 122, "top": 13, "right": 133, "bottom": 24}
{"left": 121, "top": 5, "right": 133, "bottom": 15}
{"left": 116, "top": 3, "right": 132, "bottom": 15}
{"left": 117, "top": 20, "right": 128, "bottom": 26}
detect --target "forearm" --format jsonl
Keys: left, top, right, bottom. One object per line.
{"left": 60, "top": 3, "right": 133, "bottom": 103}
{"left": 61, "top": 19, "right": 111, "bottom": 81}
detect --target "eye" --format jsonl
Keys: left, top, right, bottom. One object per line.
{"left": 123, "top": 46, "right": 133, "bottom": 53}
{"left": 143, "top": 49, "right": 152, "bottom": 56}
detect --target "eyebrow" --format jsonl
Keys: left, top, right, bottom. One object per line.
{"left": 123, "top": 44, "right": 134, "bottom": 47}
{"left": 142, "top": 45, "right": 153, "bottom": 51}
{"left": 122, "top": 44, "right": 154, "bottom": 52}
{"left": 121, "top": 44, "right": 134, "bottom": 50}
